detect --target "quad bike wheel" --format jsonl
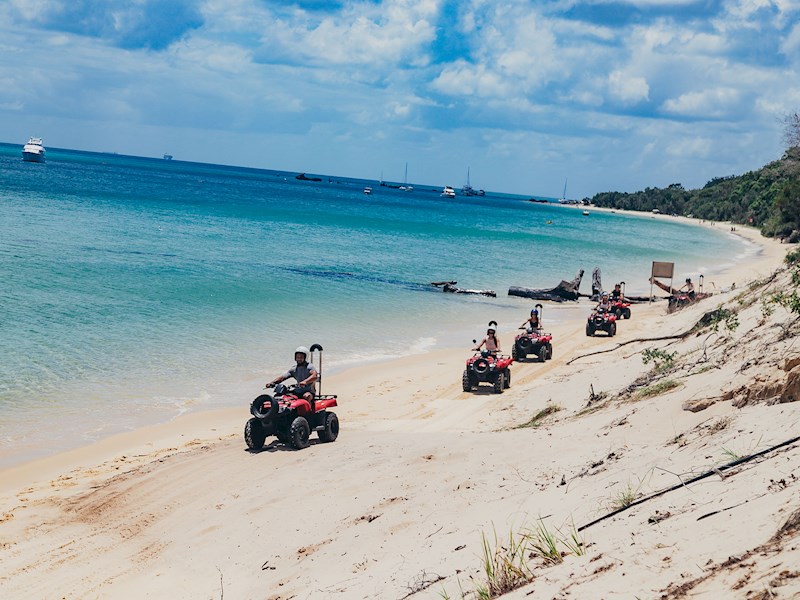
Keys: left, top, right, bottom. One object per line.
{"left": 586, "top": 323, "right": 595, "bottom": 337}
{"left": 609, "top": 322, "right": 617, "bottom": 336}
{"left": 244, "top": 418, "right": 267, "bottom": 451}
{"left": 493, "top": 372, "right": 505, "bottom": 394}
{"left": 318, "top": 412, "right": 339, "bottom": 443}
{"left": 518, "top": 336, "right": 532, "bottom": 350}
{"left": 511, "top": 345, "right": 518, "bottom": 360}
{"left": 462, "top": 369, "right": 473, "bottom": 392}
{"left": 546, "top": 343, "right": 553, "bottom": 360}
{"left": 537, "top": 346, "right": 547, "bottom": 362}
{"left": 623, "top": 308, "right": 631, "bottom": 319}
{"left": 289, "top": 416, "right": 311, "bottom": 450}
{"left": 504, "top": 369, "right": 511, "bottom": 388}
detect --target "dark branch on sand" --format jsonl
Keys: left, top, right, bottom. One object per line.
{"left": 566, "top": 307, "right": 735, "bottom": 365}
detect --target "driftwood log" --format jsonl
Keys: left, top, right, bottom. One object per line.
{"left": 508, "top": 269, "right": 584, "bottom": 302}
{"left": 431, "top": 281, "right": 496, "bottom": 297}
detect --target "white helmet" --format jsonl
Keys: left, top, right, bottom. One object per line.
{"left": 294, "top": 346, "right": 309, "bottom": 358}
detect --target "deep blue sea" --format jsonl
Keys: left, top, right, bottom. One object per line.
{"left": 0, "top": 143, "right": 751, "bottom": 466}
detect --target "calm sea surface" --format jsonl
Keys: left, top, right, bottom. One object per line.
{"left": 0, "top": 143, "right": 750, "bottom": 466}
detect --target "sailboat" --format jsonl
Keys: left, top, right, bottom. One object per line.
{"left": 398, "top": 162, "right": 413, "bottom": 192}
{"left": 558, "top": 178, "right": 577, "bottom": 204}
{"left": 460, "top": 167, "right": 485, "bottom": 196}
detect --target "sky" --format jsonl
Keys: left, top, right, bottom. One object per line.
{"left": 2, "top": 0, "right": 800, "bottom": 198}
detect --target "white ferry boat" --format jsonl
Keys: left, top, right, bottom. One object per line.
{"left": 22, "top": 137, "right": 46, "bottom": 163}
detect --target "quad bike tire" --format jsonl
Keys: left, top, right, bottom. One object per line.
{"left": 473, "top": 358, "right": 490, "bottom": 375}
{"left": 289, "top": 416, "right": 311, "bottom": 450}
{"left": 623, "top": 308, "right": 631, "bottom": 319}
{"left": 504, "top": 369, "right": 511, "bottom": 388}
{"left": 537, "top": 346, "right": 547, "bottom": 362}
{"left": 244, "top": 418, "right": 267, "bottom": 451}
{"left": 511, "top": 345, "right": 518, "bottom": 361}
{"left": 586, "top": 323, "right": 595, "bottom": 337}
{"left": 609, "top": 322, "right": 617, "bottom": 337}
{"left": 318, "top": 412, "right": 339, "bottom": 443}
{"left": 493, "top": 372, "right": 505, "bottom": 394}
{"left": 518, "top": 336, "right": 532, "bottom": 350}
{"left": 546, "top": 343, "right": 553, "bottom": 360}
{"left": 462, "top": 369, "right": 473, "bottom": 392}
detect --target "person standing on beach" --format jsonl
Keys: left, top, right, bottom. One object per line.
{"left": 474, "top": 323, "right": 501, "bottom": 355}
{"left": 267, "top": 346, "right": 318, "bottom": 404}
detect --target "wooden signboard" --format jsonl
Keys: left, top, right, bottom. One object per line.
{"left": 650, "top": 261, "right": 675, "bottom": 302}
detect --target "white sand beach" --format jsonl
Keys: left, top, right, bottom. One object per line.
{"left": 1, "top": 223, "right": 798, "bottom": 599}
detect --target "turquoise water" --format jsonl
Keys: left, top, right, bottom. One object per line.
{"left": 0, "top": 143, "right": 749, "bottom": 466}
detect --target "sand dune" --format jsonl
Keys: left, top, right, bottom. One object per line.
{"left": 1, "top": 224, "right": 798, "bottom": 599}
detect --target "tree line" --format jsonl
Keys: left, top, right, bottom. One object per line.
{"left": 583, "top": 123, "right": 800, "bottom": 242}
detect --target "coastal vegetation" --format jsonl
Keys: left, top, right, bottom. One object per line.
{"left": 584, "top": 123, "right": 800, "bottom": 241}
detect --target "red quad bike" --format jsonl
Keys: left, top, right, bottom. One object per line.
{"left": 610, "top": 299, "right": 631, "bottom": 320}
{"left": 610, "top": 282, "right": 632, "bottom": 319}
{"left": 463, "top": 345, "right": 514, "bottom": 394}
{"left": 513, "top": 303, "right": 554, "bottom": 362}
{"left": 586, "top": 308, "right": 617, "bottom": 337}
{"left": 244, "top": 344, "right": 339, "bottom": 451}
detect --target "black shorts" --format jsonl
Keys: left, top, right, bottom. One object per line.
{"left": 293, "top": 385, "right": 315, "bottom": 398}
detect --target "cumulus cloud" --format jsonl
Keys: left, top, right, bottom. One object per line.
{"left": 607, "top": 70, "right": 650, "bottom": 104}
{"left": 255, "top": 0, "right": 438, "bottom": 69}
{"left": 661, "top": 87, "right": 741, "bottom": 118}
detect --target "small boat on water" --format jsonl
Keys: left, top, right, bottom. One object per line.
{"left": 582, "top": 210, "right": 590, "bottom": 216}
{"left": 163, "top": 154, "right": 173, "bottom": 160}
{"left": 441, "top": 186, "right": 456, "bottom": 198}
{"left": 460, "top": 167, "right": 485, "bottom": 196}
{"left": 363, "top": 187, "right": 372, "bottom": 195}
{"left": 398, "top": 162, "right": 413, "bottom": 192}
{"left": 22, "top": 137, "right": 46, "bottom": 163}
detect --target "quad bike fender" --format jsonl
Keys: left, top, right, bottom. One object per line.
{"left": 287, "top": 397, "right": 314, "bottom": 417}
{"left": 315, "top": 395, "right": 338, "bottom": 411}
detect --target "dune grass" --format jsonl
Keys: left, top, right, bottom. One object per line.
{"left": 634, "top": 379, "right": 681, "bottom": 400}
{"left": 517, "top": 404, "right": 562, "bottom": 428}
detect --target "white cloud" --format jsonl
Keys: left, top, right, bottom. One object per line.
{"left": 607, "top": 70, "right": 650, "bottom": 104}
{"left": 661, "top": 88, "right": 741, "bottom": 118}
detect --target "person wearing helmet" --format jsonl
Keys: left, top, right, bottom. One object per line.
{"left": 267, "top": 346, "right": 318, "bottom": 404}
{"left": 474, "top": 322, "right": 501, "bottom": 356}
{"left": 519, "top": 309, "right": 541, "bottom": 333}
{"left": 596, "top": 292, "right": 612, "bottom": 312}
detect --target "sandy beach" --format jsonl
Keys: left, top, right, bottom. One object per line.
{"left": 2, "top": 223, "right": 799, "bottom": 599}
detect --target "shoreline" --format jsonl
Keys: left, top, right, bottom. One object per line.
{"left": 0, "top": 221, "right": 785, "bottom": 486}
{"left": 1, "top": 224, "right": 796, "bottom": 599}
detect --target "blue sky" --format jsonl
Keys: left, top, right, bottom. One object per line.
{"left": 2, "top": 0, "right": 799, "bottom": 198}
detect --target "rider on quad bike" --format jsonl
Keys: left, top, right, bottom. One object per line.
{"left": 586, "top": 293, "right": 618, "bottom": 337}
{"left": 463, "top": 322, "right": 514, "bottom": 393}
{"left": 244, "top": 344, "right": 339, "bottom": 451}
{"left": 609, "top": 283, "right": 632, "bottom": 319}
{"left": 267, "top": 346, "right": 318, "bottom": 406}
{"left": 514, "top": 305, "right": 553, "bottom": 362}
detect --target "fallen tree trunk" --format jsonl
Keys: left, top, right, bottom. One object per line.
{"left": 431, "top": 281, "right": 496, "bottom": 297}
{"left": 508, "top": 269, "right": 584, "bottom": 302}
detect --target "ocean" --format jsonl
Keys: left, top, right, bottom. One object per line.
{"left": 0, "top": 143, "right": 751, "bottom": 466}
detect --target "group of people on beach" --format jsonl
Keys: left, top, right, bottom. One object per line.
{"left": 472, "top": 305, "right": 544, "bottom": 356}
